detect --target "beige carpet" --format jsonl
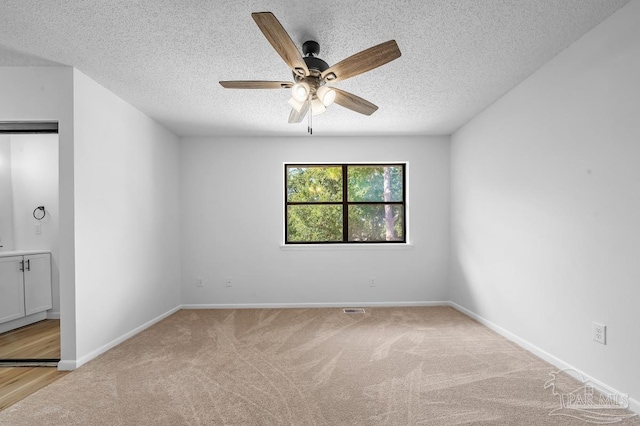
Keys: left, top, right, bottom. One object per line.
{"left": 0, "top": 307, "right": 637, "bottom": 425}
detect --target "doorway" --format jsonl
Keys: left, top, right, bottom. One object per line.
{"left": 0, "top": 122, "right": 60, "bottom": 365}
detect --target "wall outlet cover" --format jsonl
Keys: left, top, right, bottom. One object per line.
{"left": 593, "top": 322, "right": 606, "bottom": 345}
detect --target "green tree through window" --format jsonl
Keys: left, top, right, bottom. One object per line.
{"left": 285, "top": 164, "right": 405, "bottom": 243}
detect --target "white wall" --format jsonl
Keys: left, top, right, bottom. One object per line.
{"left": 181, "top": 136, "right": 450, "bottom": 306}
{"left": 10, "top": 134, "right": 60, "bottom": 314}
{"left": 0, "top": 136, "right": 15, "bottom": 251}
{"left": 0, "top": 66, "right": 76, "bottom": 362}
{"left": 10, "top": 134, "right": 58, "bottom": 250}
{"left": 0, "top": 67, "right": 182, "bottom": 367}
{"left": 72, "top": 70, "right": 181, "bottom": 364}
{"left": 450, "top": 0, "right": 640, "bottom": 406}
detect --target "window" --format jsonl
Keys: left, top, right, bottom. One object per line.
{"left": 285, "top": 164, "right": 406, "bottom": 244}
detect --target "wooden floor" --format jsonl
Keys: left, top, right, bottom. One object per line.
{"left": 0, "top": 320, "right": 67, "bottom": 411}
{"left": 0, "top": 367, "right": 68, "bottom": 411}
{"left": 0, "top": 320, "right": 61, "bottom": 359}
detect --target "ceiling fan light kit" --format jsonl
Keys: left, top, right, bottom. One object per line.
{"left": 288, "top": 97, "right": 305, "bottom": 112}
{"left": 291, "top": 82, "right": 310, "bottom": 102}
{"left": 317, "top": 86, "right": 336, "bottom": 107}
{"left": 311, "top": 98, "right": 326, "bottom": 115}
{"left": 219, "top": 12, "right": 401, "bottom": 133}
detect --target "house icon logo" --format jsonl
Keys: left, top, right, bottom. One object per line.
{"left": 544, "top": 368, "right": 637, "bottom": 424}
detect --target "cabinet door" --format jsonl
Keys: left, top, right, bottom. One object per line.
{"left": 24, "top": 253, "right": 52, "bottom": 315}
{"left": 0, "top": 256, "right": 26, "bottom": 323}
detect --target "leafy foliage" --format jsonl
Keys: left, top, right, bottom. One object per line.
{"left": 287, "top": 205, "right": 342, "bottom": 242}
{"left": 287, "top": 166, "right": 342, "bottom": 202}
{"left": 348, "top": 205, "right": 404, "bottom": 241}
{"left": 348, "top": 166, "right": 403, "bottom": 202}
{"left": 286, "top": 165, "right": 404, "bottom": 243}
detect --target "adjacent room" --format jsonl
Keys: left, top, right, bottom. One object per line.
{"left": 0, "top": 0, "right": 638, "bottom": 424}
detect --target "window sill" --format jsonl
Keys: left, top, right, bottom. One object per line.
{"left": 280, "top": 243, "right": 414, "bottom": 251}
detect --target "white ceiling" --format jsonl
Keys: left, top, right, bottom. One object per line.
{"left": 0, "top": 0, "right": 631, "bottom": 137}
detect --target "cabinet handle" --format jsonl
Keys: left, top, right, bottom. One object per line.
{"left": 20, "top": 260, "right": 24, "bottom": 272}
{"left": 26, "top": 259, "right": 31, "bottom": 271}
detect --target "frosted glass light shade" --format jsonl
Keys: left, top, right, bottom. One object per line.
{"left": 311, "top": 98, "right": 327, "bottom": 115}
{"left": 317, "top": 86, "right": 336, "bottom": 106}
{"left": 291, "top": 82, "right": 310, "bottom": 102}
{"left": 288, "top": 97, "right": 305, "bottom": 112}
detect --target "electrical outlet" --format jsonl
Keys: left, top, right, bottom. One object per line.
{"left": 35, "top": 224, "right": 42, "bottom": 235}
{"left": 369, "top": 277, "right": 376, "bottom": 287}
{"left": 226, "top": 277, "right": 232, "bottom": 287}
{"left": 196, "top": 277, "right": 203, "bottom": 287}
{"left": 593, "top": 322, "right": 606, "bottom": 345}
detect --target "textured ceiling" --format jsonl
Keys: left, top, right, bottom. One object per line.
{"left": 0, "top": 0, "right": 631, "bottom": 137}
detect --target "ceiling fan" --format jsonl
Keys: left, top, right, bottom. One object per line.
{"left": 219, "top": 12, "right": 401, "bottom": 132}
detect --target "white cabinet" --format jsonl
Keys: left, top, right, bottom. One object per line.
{"left": 0, "top": 256, "right": 26, "bottom": 323}
{"left": 24, "top": 254, "right": 53, "bottom": 315}
{"left": 0, "top": 252, "right": 51, "bottom": 325}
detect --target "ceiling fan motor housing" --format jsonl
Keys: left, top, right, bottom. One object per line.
{"left": 298, "top": 40, "right": 330, "bottom": 76}
{"left": 303, "top": 56, "right": 329, "bottom": 73}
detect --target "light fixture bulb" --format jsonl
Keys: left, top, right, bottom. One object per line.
{"left": 288, "top": 97, "right": 304, "bottom": 112}
{"left": 291, "top": 82, "right": 310, "bottom": 102}
{"left": 311, "top": 98, "right": 327, "bottom": 115}
{"left": 317, "top": 86, "right": 336, "bottom": 106}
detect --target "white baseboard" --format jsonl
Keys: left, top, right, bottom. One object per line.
{"left": 46, "top": 311, "right": 60, "bottom": 320}
{"left": 181, "top": 301, "right": 450, "bottom": 309}
{"left": 68, "top": 305, "right": 181, "bottom": 370}
{"left": 448, "top": 301, "right": 639, "bottom": 416}
{"left": 57, "top": 360, "right": 76, "bottom": 371}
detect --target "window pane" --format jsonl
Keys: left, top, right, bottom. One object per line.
{"left": 287, "top": 205, "right": 343, "bottom": 242}
{"left": 348, "top": 205, "right": 404, "bottom": 242}
{"left": 347, "top": 165, "right": 403, "bottom": 202}
{"left": 287, "top": 166, "right": 342, "bottom": 202}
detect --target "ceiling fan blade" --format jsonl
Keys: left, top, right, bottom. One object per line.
{"left": 252, "top": 12, "right": 309, "bottom": 77}
{"left": 288, "top": 101, "right": 310, "bottom": 123}
{"left": 219, "top": 81, "right": 293, "bottom": 89}
{"left": 321, "top": 40, "right": 401, "bottom": 83}
{"left": 332, "top": 88, "right": 378, "bottom": 116}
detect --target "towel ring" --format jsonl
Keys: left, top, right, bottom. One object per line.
{"left": 33, "top": 206, "right": 46, "bottom": 220}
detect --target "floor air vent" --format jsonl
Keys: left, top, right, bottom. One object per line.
{"left": 343, "top": 308, "right": 365, "bottom": 314}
